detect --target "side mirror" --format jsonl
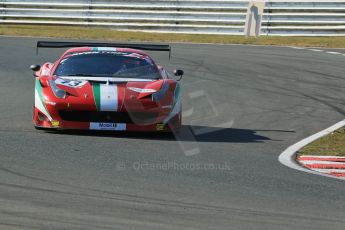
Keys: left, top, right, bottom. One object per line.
{"left": 30, "top": 64, "right": 41, "bottom": 72}
{"left": 174, "top": 69, "right": 184, "bottom": 81}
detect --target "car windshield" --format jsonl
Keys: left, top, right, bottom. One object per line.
{"left": 54, "top": 51, "right": 160, "bottom": 79}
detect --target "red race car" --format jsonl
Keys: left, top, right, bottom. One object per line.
{"left": 31, "top": 41, "right": 184, "bottom": 132}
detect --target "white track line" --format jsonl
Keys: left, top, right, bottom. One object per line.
{"left": 309, "top": 49, "right": 323, "bottom": 52}
{"left": 278, "top": 119, "right": 345, "bottom": 181}
{"left": 1, "top": 35, "right": 344, "bottom": 51}
{"left": 326, "top": 51, "right": 342, "bottom": 55}
{"left": 0, "top": 35, "right": 319, "bottom": 49}
{"left": 289, "top": 47, "right": 345, "bottom": 57}
{"left": 290, "top": 46, "right": 306, "bottom": 50}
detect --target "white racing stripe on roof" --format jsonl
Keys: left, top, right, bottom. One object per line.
{"left": 97, "top": 47, "right": 117, "bottom": 51}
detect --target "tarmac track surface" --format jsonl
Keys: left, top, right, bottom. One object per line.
{"left": 0, "top": 37, "right": 345, "bottom": 230}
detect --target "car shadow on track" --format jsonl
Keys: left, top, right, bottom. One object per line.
{"left": 46, "top": 125, "right": 294, "bottom": 143}
{"left": 177, "top": 125, "right": 275, "bottom": 143}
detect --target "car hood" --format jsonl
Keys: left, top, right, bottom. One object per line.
{"left": 54, "top": 76, "right": 164, "bottom": 100}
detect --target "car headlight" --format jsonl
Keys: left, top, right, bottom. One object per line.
{"left": 48, "top": 80, "right": 66, "bottom": 99}
{"left": 128, "top": 87, "right": 157, "bottom": 93}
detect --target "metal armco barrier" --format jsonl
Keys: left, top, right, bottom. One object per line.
{"left": 263, "top": 0, "right": 345, "bottom": 36}
{"left": 1, "top": 0, "right": 345, "bottom": 36}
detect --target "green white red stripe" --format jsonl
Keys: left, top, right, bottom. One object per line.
{"left": 35, "top": 78, "right": 52, "bottom": 121}
{"left": 92, "top": 83, "right": 118, "bottom": 111}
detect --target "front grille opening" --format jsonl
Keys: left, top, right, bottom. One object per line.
{"left": 59, "top": 110, "right": 158, "bottom": 124}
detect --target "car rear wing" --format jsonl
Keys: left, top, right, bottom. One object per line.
{"left": 36, "top": 41, "right": 171, "bottom": 59}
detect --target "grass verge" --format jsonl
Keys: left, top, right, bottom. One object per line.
{"left": 298, "top": 127, "right": 345, "bottom": 157}
{"left": 1, "top": 25, "right": 345, "bottom": 48}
